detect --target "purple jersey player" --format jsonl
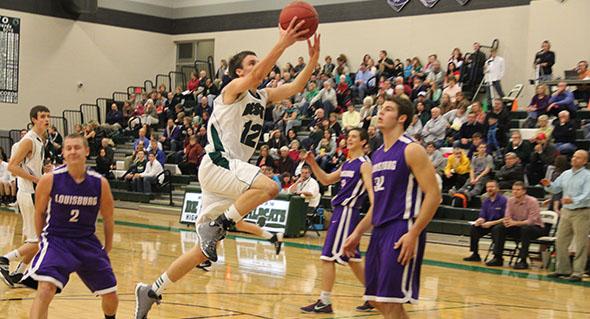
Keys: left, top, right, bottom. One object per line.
{"left": 23, "top": 134, "right": 119, "bottom": 319}
{"left": 300, "top": 128, "right": 375, "bottom": 314}
{"left": 344, "top": 96, "right": 441, "bottom": 319}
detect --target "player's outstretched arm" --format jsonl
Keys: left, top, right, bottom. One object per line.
{"left": 34, "top": 173, "right": 53, "bottom": 238}
{"left": 223, "top": 18, "right": 308, "bottom": 104}
{"left": 343, "top": 161, "right": 374, "bottom": 257}
{"left": 267, "top": 34, "right": 320, "bottom": 103}
{"left": 395, "top": 143, "right": 441, "bottom": 265}
{"left": 99, "top": 177, "right": 115, "bottom": 254}
{"left": 7, "top": 138, "right": 38, "bottom": 184}
{"left": 302, "top": 150, "right": 340, "bottom": 185}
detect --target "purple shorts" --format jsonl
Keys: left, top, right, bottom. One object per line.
{"left": 320, "top": 205, "right": 362, "bottom": 265}
{"left": 22, "top": 235, "right": 117, "bottom": 295}
{"left": 364, "top": 219, "right": 426, "bottom": 304}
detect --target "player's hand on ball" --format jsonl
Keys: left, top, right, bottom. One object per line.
{"left": 278, "top": 17, "right": 308, "bottom": 47}
{"left": 394, "top": 232, "right": 417, "bottom": 266}
{"left": 343, "top": 234, "right": 360, "bottom": 257}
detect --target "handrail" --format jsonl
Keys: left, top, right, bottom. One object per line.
{"left": 63, "top": 110, "right": 82, "bottom": 136}
{"left": 168, "top": 71, "right": 186, "bottom": 93}
{"left": 80, "top": 103, "right": 100, "bottom": 124}
{"left": 155, "top": 74, "right": 170, "bottom": 92}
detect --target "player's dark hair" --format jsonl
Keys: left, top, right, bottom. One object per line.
{"left": 512, "top": 181, "right": 526, "bottom": 189}
{"left": 30, "top": 105, "right": 50, "bottom": 122}
{"left": 229, "top": 50, "right": 257, "bottom": 78}
{"left": 384, "top": 96, "right": 414, "bottom": 130}
{"left": 348, "top": 128, "right": 368, "bottom": 144}
{"left": 64, "top": 133, "right": 89, "bottom": 148}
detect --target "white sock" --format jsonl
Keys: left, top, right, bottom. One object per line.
{"left": 151, "top": 273, "right": 172, "bottom": 296}
{"left": 320, "top": 291, "right": 332, "bottom": 305}
{"left": 14, "top": 261, "right": 28, "bottom": 274}
{"left": 3, "top": 250, "right": 20, "bottom": 261}
{"left": 223, "top": 205, "right": 242, "bottom": 223}
{"left": 261, "top": 230, "right": 273, "bottom": 240}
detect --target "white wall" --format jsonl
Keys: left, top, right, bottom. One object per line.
{"left": 0, "top": 8, "right": 175, "bottom": 129}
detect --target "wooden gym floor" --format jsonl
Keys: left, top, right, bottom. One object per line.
{"left": 0, "top": 208, "right": 588, "bottom": 319}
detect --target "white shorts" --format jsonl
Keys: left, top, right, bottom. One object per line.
{"left": 17, "top": 190, "right": 38, "bottom": 243}
{"left": 196, "top": 154, "right": 260, "bottom": 226}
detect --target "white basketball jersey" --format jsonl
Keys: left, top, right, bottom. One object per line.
{"left": 15, "top": 130, "right": 44, "bottom": 193}
{"left": 206, "top": 89, "right": 268, "bottom": 162}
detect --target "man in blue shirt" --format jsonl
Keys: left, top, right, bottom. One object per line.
{"left": 464, "top": 180, "right": 507, "bottom": 262}
{"left": 541, "top": 150, "right": 590, "bottom": 282}
{"left": 352, "top": 63, "right": 375, "bottom": 101}
{"left": 547, "top": 81, "right": 576, "bottom": 117}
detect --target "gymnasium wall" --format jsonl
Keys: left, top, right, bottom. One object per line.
{"left": 0, "top": 8, "right": 175, "bottom": 129}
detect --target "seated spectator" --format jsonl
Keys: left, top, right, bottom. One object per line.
{"left": 406, "top": 114, "right": 423, "bottom": 140}
{"left": 104, "top": 103, "right": 124, "bottom": 132}
{"left": 277, "top": 146, "right": 295, "bottom": 175}
{"left": 367, "top": 125, "right": 383, "bottom": 152}
{"left": 541, "top": 150, "right": 590, "bottom": 282}
{"left": 315, "top": 130, "right": 337, "bottom": 171}
{"left": 415, "top": 101, "right": 431, "bottom": 126}
{"left": 359, "top": 97, "right": 375, "bottom": 129}
{"left": 438, "top": 93, "right": 455, "bottom": 114}
{"left": 463, "top": 180, "right": 507, "bottom": 262}
{"left": 504, "top": 131, "right": 533, "bottom": 165}
{"left": 486, "top": 181, "right": 545, "bottom": 270}
{"left": 309, "top": 80, "right": 337, "bottom": 115}
{"left": 196, "top": 126, "right": 207, "bottom": 148}
{"left": 454, "top": 112, "right": 485, "bottom": 149}
{"left": 132, "top": 152, "right": 164, "bottom": 194}
{"left": 527, "top": 133, "right": 558, "bottom": 185}
{"left": 288, "top": 140, "right": 302, "bottom": 163}
{"left": 547, "top": 81, "right": 577, "bottom": 117}
{"left": 268, "top": 130, "right": 289, "bottom": 157}
{"left": 496, "top": 152, "right": 524, "bottom": 189}
{"left": 0, "top": 156, "right": 16, "bottom": 205}
{"left": 160, "top": 118, "right": 183, "bottom": 152}
{"left": 288, "top": 165, "right": 321, "bottom": 214}
{"left": 147, "top": 137, "right": 166, "bottom": 166}
{"left": 414, "top": 91, "right": 433, "bottom": 110}
{"left": 453, "top": 143, "right": 493, "bottom": 200}
{"left": 47, "top": 125, "right": 63, "bottom": 155}
{"left": 426, "top": 142, "right": 445, "bottom": 174}
{"left": 282, "top": 99, "right": 301, "bottom": 134}
{"left": 262, "top": 165, "right": 282, "bottom": 190}
{"left": 256, "top": 145, "right": 275, "bottom": 171}
{"left": 122, "top": 101, "right": 134, "bottom": 125}
{"left": 455, "top": 92, "right": 470, "bottom": 110}
{"left": 286, "top": 129, "right": 299, "bottom": 144}
{"left": 394, "top": 76, "right": 412, "bottom": 96}
{"left": 443, "top": 147, "right": 471, "bottom": 191}
{"left": 467, "top": 132, "right": 484, "bottom": 158}
{"left": 524, "top": 84, "right": 550, "bottom": 128}
{"left": 442, "top": 77, "right": 461, "bottom": 103}
{"left": 444, "top": 105, "right": 468, "bottom": 144}
{"left": 196, "top": 96, "right": 212, "bottom": 118}
{"left": 485, "top": 113, "right": 502, "bottom": 155}
{"left": 422, "top": 107, "right": 447, "bottom": 147}
{"left": 468, "top": 101, "right": 486, "bottom": 125}
{"left": 124, "top": 149, "right": 147, "bottom": 185}
{"left": 342, "top": 104, "right": 361, "bottom": 131}
{"left": 573, "top": 60, "right": 590, "bottom": 102}
{"left": 298, "top": 81, "right": 319, "bottom": 118}
{"left": 552, "top": 110, "right": 577, "bottom": 155}
{"left": 280, "top": 172, "right": 294, "bottom": 191}
{"left": 352, "top": 63, "right": 375, "bottom": 101}
{"left": 100, "top": 138, "right": 115, "bottom": 163}
{"left": 83, "top": 122, "right": 99, "bottom": 157}
{"left": 178, "top": 135, "right": 204, "bottom": 175}
{"left": 328, "top": 113, "right": 343, "bottom": 137}
{"left": 426, "top": 60, "right": 444, "bottom": 88}
{"left": 429, "top": 81, "right": 443, "bottom": 105}
{"left": 410, "top": 77, "right": 427, "bottom": 101}
{"left": 336, "top": 74, "right": 352, "bottom": 112}
{"left": 485, "top": 98, "right": 510, "bottom": 139}
{"left": 95, "top": 148, "right": 114, "bottom": 179}
{"left": 133, "top": 127, "right": 150, "bottom": 151}
{"left": 535, "top": 115, "right": 553, "bottom": 140}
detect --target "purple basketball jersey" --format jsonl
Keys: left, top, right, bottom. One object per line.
{"left": 331, "top": 156, "right": 369, "bottom": 209}
{"left": 44, "top": 166, "right": 102, "bottom": 238}
{"left": 371, "top": 135, "right": 423, "bottom": 227}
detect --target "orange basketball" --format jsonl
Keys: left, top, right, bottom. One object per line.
{"left": 279, "top": 1, "right": 319, "bottom": 40}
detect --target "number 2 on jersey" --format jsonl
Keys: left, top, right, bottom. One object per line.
{"left": 240, "top": 120, "right": 262, "bottom": 147}
{"left": 69, "top": 209, "right": 80, "bottom": 223}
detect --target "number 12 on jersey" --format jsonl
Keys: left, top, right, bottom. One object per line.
{"left": 240, "top": 120, "right": 262, "bottom": 148}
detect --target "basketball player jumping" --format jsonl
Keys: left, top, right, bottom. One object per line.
{"left": 134, "top": 18, "right": 320, "bottom": 318}
{"left": 299, "top": 128, "right": 375, "bottom": 314}
{"left": 23, "top": 134, "right": 118, "bottom": 319}
{"left": 343, "top": 96, "right": 441, "bottom": 319}
{"left": 1, "top": 106, "right": 50, "bottom": 287}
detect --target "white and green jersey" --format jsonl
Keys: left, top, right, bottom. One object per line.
{"left": 206, "top": 89, "right": 268, "bottom": 163}
{"left": 15, "top": 130, "right": 45, "bottom": 193}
